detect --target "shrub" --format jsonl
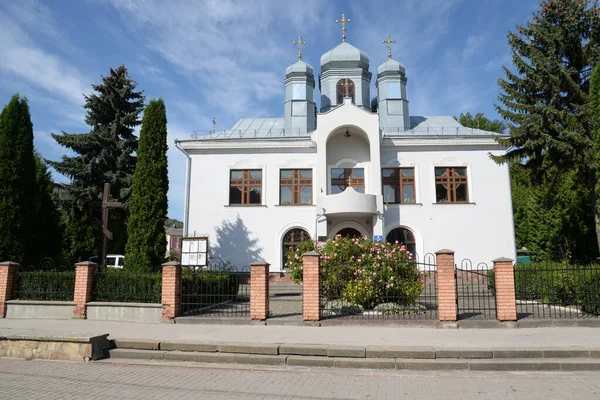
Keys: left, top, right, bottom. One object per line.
{"left": 93, "top": 268, "right": 162, "bottom": 303}
{"left": 15, "top": 270, "right": 75, "bottom": 301}
{"left": 373, "top": 302, "right": 427, "bottom": 315}
{"left": 287, "top": 235, "right": 424, "bottom": 309}
{"left": 324, "top": 299, "right": 363, "bottom": 316}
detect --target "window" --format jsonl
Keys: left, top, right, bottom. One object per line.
{"left": 336, "top": 79, "right": 355, "bottom": 105}
{"left": 331, "top": 168, "right": 365, "bottom": 194}
{"left": 382, "top": 168, "right": 416, "bottom": 204}
{"left": 435, "top": 167, "right": 468, "bottom": 203}
{"left": 386, "top": 227, "right": 416, "bottom": 255}
{"left": 229, "top": 169, "right": 262, "bottom": 205}
{"left": 282, "top": 228, "right": 310, "bottom": 269}
{"left": 280, "top": 169, "right": 313, "bottom": 205}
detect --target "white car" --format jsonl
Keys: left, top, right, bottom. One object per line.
{"left": 88, "top": 254, "right": 125, "bottom": 268}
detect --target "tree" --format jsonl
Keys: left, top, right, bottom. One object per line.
{"left": 0, "top": 95, "right": 36, "bottom": 264}
{"left": 125, "top": 99, "right": 169, "bottom": 271}
{"left": 455, "top": 112, "right": 506, "bottom": 133}
{"left": 50, "top": 66, "right": 145, "bottom": 261}
{"left": 493, "top": 0, "right": 600, "bottom": 251}
{"left": 591, "top": 64, "right": 600, "bottom": 239}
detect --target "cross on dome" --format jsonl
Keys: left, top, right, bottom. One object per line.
{"left": 383, "top": 35, "right": 396, "bottom": 60}
{"left": 293, "top": 36, "right": 307, "bottom": 60}
{"left": 335, "top": 13, "right": 352, "bottom": 42}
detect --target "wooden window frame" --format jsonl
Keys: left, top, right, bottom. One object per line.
{"left": 435, "top": 166, "right": 469, "bottom": 203}
{"left": 382, "top": 167, "right": 416, "bottom": 204}
{"left": 229, "top": 169, "right": 262, "bottom": 205}
{"left": 330, "top": 168, "right": 365, "bottom": 194}
{"left": 336, "top": 79, "right": 355, "bottom": 105}
{"left": 279, "top": 169, "right": 313, "bottom": 205}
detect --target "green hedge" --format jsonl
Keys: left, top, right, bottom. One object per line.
{"left": 181, "top": 271, "right": 241, "bottom": 306}
{"left": 93, "top": 269, "right": 162, "bottom": 303}
{"left": 15, "top": 271, "right": 76, "bottom": 301}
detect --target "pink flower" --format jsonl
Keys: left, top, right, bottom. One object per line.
{"left": 295, "top": 254, "right": 299, "bottom": 259}
{"left": 334, "top": 253, "right": 337, "bottom": 257}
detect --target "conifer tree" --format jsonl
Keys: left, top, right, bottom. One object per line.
{"left": 125, "top": 99, "right": 169, "bottom": 271}
{"left": 591, "top": 64, "right": 600, "bottom": 238}
{"left": 493, "top": 0, "right": 600, "bottom": 250}
{"left": 50, "top": 66, "right": 145, "bottom": 261}
{"left": 0, "top": 95, "right": 36, "bottom": 264}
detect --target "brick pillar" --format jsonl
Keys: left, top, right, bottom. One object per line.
{"left": 250, "top": 262, "right": 269, "bottom": 320}
{"left": 302, "top": 251, "right": 320, "bottom": 321}
{"left": 161, "top": 261, "right": 182, "bottom": 322}
{"left": 436, "top": 249, "right": 457, "bottom": 321}
{"left": 493, "top": 257, "right": 517, "bottom": 321}
{"left": 0, "top": 262, "right": 19, "bottom": 318}
{"left": 73, "top": 261, "right": 96, "bottom": 319}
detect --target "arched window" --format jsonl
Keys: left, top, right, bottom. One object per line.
{"left": 336, "top": 79, "right": 355, "bottom": 105}
{"left": 282, "top": 228, "right": 310, "bottom": 269}
{"left": 386, "top": 227, "right": 416, "bottom": 255}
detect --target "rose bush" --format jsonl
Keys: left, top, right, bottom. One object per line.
{"left": 286, "top": 235, "right": 424, "bottom": 309}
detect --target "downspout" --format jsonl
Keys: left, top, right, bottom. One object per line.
{"left": 175, "top": 140, "right": 191, "bottom": 237}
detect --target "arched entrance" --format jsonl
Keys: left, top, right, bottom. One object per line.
{"left": 282, "top": 228, "right": 310, "bottom": 269}
{"left": 336, "top": 227, "right": 362, "bottom": 238}
{"left": 386, "top": 227, "right": 416, "bottom": 255}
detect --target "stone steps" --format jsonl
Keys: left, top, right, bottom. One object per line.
{"left": 101, "top": 339, "right": 600, "bottom": 371}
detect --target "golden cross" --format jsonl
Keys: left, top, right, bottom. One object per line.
{"left": 336, "top": 13, "right": 352, "bottom": 42}
{"left": 383, "top": 35, "right": 396, "bottom": 60}
{"left": 293, "top": 36, "right": 307, "bottom": 60}
{"left": 341, "top": 78, "right": 352, "bottom": 97}
{"left": 347, "top": 174, "right": 354, "bottom": 187}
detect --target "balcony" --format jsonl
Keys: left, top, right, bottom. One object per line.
{"left": 317, "top": 187, "right": 380, "bottom": 216}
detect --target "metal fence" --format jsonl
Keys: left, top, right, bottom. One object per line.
{"left": 320, "top": 254, "right": 437, "bottom": 321}
{"left": 456, "top": 260, "right": 496, "bottom": 320}
{"left": 514, "top": 262, "right": 600, "bottom": 319}
{"left": 14, "top": 264, "right": 75, "bottom": 301}
{"left": 92, "top": 267, "right": 162, "bottom": 303}
{"left": 181, "top": 259, "right": 250, "bottom": 317}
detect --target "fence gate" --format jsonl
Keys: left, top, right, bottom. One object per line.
{"left": 268, "top": 278, "right": 303, "bottom": 321}
{"left": 180, "top": 258, "right": 250, "bottom": 318}
{"left": 456, "top": 259, "right": 496, "bottom": 320}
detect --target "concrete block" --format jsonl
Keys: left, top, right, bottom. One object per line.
{"left": 588, "top": 349, "right": 600, "bottom": 358}
{"left": 279, "top": 344, "right": 327, "bottom": 356}
{"left": 334, "top": 357, "right": 396, "bottom": 370}
{"left": 457, "top": 320, "right": 501, "bottom": 329}
{"left": 327, "top": 346, "right": 365, "bottom": 358}
{"left": 218, "top": 343, "right": 279, "bottom": 355}
{"left": 366, "top": 346, "right": 435, "bottom": 359}
{"left": 107, "top": 348, "right": 165, "bottom": 360}
{"left": 160, "top": 342, "right": 219, "bottom": 352}
{"left": 468, "top": 359, "right": 555, "bottom": 371}
{"left": 542, "top": 349, "right": 590, "bottom": 358}
{"left": 163, "top": 351, "right": 201, "bottom": 362}
{"left": 196, "top": 352, "right": 235, "bottom": 363}
{"left": 286, "top": 356, "right": 335, "bottom": 367}
{"left": 435, "top": 348, "right": 492, "bottom": 359}
{"left": 230, "top": 353, "right": 286, "bottom": 366}
{"left": 397, "top": 359, "right": 469, "bottom": 371}
{"left": 5, "top": 301, "right": 75, "bottom": 319}
{"left": 493, "top": 348, "right": 544, "bottom": 358}
{"left": 559, "top": 360, "right": 600, "bottom": 371}
{"left": 86, "top": 302, "right": 162, "bottom": 323}
{"left": 114, "top": 339, "right": 160, "bottom": 350}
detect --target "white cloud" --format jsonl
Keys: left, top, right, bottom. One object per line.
{"left": 463, "top": 35, "right": 485, "bottom": 60}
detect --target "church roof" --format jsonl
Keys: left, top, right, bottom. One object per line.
{"left": 377, "top": 58, "right": 406, "bottom": 76}
{"left": 382, "top": 116, "right": 500, "bottom": 136}
{"left": 320, "top": 42, "right": 369, "bottom": 71}
{"left": 286, "top": 60, "right": 314, "bottom": 76}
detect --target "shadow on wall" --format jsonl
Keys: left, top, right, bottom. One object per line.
{"left": 211, "top": 215, "right": 263, "bottom": 269}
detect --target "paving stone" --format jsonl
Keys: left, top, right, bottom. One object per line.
{"left": 366, "top": 345, "right": 435, "bottom": 359}
{"left": 160, "top": 341, "right": 219, "bottom": 352}
{"left": 108, "top": 348, "right": 165, "bottom": 360}
{"left": 279, "top": 344, "right": 328, "bottom": 356}
{"left": 333, "top": 357, "right": 396, "bottom": 370}
{"left": 285, "top": 355, "right": 335, "bottom": 367}
{"left": 218, "top": 343, "right": 279, "bottom": 355}
{"left": 326, "top": 345, "right": 365, "bottom": 358}
{"left": 435, "top": 348, "right": 492, "bottom": 359}
{"left": 113, "top": 339, "right": 160, "bottom": 350}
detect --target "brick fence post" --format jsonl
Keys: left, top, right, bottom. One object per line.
{"left": 436, "top": 249, "right": 457, "bottom": 322}
{"left": 161, "top": 261, "right": 182, "bottom": 322}
{"left": 302, "top": 251, "right": 320, "bottom": 321}
{"left": 73, "top": 261, "right": 96, "bottom": 319}
{"left": 0, "top": 262, "right": 19, "bottom": 318}
{"left": 250, "top": 262, "right": 269, "bottom": 320}
{"left": 493, "top": 257, "right": 517, "bottom": 321}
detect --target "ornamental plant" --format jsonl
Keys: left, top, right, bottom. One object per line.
{"left": 286, "top": 235, "right": 424, "bottom": 309}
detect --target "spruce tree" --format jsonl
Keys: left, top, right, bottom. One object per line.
{"left": 493, "top": 0, "right": 600, "bottom": 250}
{"left": 125, "top": 99, "right": 169, "bottom": 271}
{"left": 591, "top": 64, "right": 600, "bottom": 240}
{"left": 0, "top": 95, "right": 36, "bottom": 264}
{"left": 50, "top": 66, "right": 145, "bottom": 261}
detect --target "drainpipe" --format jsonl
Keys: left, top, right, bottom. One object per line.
{"left": 315, "top": 208, "right": 326, "bottom": 242}
{"left": 175, "top": 140, "right": 191, "bottom": 237}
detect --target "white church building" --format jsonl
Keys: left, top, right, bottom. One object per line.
{"left": 176, "top": 21, "right": 516, "bottom": 271}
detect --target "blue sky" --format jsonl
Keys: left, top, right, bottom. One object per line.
{"left": 0, "top": 0, "right": 539, "bottom": 220}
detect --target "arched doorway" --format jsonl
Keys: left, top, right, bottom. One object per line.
{"left": 386, "top": 227, "right": 416, "bottom": 255}
{"left": 282, "top": 228, "right": 310, "bottom": 269}
{"left": 336, "top": 227, "right": 362, "bottom": 238}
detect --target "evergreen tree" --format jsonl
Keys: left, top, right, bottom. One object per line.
{"left": 455, "top": 112, "right": 506, "bottom": 133}
{"left": 591, "top": 64, "right": 600, "bottom": 238}
{"left": 50, "top": 66, "right": 145, "bottom": 261}
{"left": 493, "top": 0, "right": 600, "bottom": 250}
{"left": 125, "top": 99, "right": 169, "bottom": 271}
{"left": 0, "top": 95, "right": 36, "bottom": 264}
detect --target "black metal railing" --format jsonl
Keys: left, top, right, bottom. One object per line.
{"left": 181, "top": 259, "right": 250, "bottom": 317}
{"left": 513, "top": 262, "right": 600, "bottom": 319}
{"left": 14, "top": 262, "right": 75, "bottom": 302}
{"left": 320, "top": 254, "right": 437, "bottom": 320}
{"left": 456, "top": 260, "right": 496, "bottom": 320}
{"left": 92, "top": 267, "right": 162, "bottom": 303}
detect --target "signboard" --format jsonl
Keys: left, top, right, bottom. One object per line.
{"left": 180, "top": 237, "right": 208, "bottom": 268}
{"left": 373, "top": 235, "right": 384, "bottom": 242}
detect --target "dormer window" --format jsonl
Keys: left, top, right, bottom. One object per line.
{"left": 336, "top": 79, "right": 355, "bottom": 105}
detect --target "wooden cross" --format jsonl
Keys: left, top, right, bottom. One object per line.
{"left": 100, "top": 183, "right": 123, "bottom": 267}
{"left": 293, "top": 36, "right": 307, "bottom": 60}
{"left": 341, "top": 78, "right": 352, "bottom": 98}
{"left": 383, "top": 35, "right": 396, "bottom": 60}
{"left": 336, "top": 13, "right": 352, "bottom": 42}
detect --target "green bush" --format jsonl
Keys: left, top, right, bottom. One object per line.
{"left": 324, "top": 299, "right": 363, "bottom": 316}
{"left": 15, "top": 271, "right": 75, "bottom": 301}
{"left": 181, "top": 270, "right": 241, "bottom": 306}
{"left": 373, "top": 302, "right": 427, "bottom": 315}
{"left": 93, "top": 268, "right": 162, "bottom": 303}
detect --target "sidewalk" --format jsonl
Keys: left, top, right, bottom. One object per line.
{"left": 1, "top": 318, "right": 600, "bottom": 349}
